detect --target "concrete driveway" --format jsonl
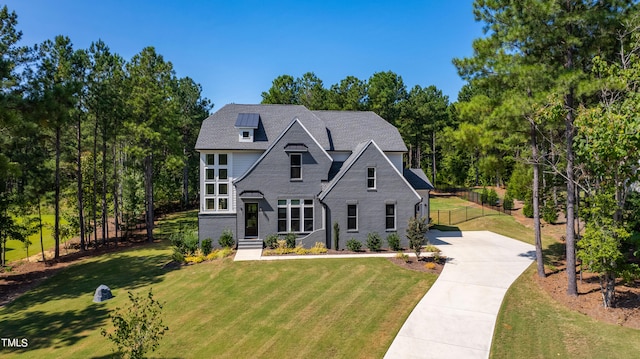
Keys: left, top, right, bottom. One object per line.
{"left": 385, "top": 230, "right": 535, "bottom": 359}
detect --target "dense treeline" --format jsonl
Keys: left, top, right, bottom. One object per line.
{"left": 0, "top": 6, "right": 211, "bottom": 265}
{"left": 262, "top": 1, "right": 640, "bottom": 308}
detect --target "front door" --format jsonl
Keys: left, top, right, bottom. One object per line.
{"left": 245, "top": 203, "right": 258, "bottom": 237}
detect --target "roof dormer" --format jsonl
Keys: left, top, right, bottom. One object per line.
{"left": 235, "top": 113, "right": 260, "bottom": 142}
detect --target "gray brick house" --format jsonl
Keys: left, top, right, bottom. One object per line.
{"left": 195, "top": 104, "right": 433, "bottom": 249}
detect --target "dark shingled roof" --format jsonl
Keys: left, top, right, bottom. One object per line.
{"left": 195, "top": 104, "right": 407, "bottom": 152}
{"left": 403, "top": 168, "right": 434, "bottom": 190}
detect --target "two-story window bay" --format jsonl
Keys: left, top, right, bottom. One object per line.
{"left": 195, "top": 104, "right": 434, "bottom": 249}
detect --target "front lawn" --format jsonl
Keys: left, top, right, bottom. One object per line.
{"left": 0, "top": 231, "right": 435, "bottom": 358}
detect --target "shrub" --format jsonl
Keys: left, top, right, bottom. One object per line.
{"left": 264, "top": 234, "right": 279, "bottom": 249}
{"left": 407, "top": 216, "right": 429, "bottom": 259}
{"left": 170, "top": 228, "right": 199, "bottom": 256}
{"left": 395, "top": 252, "right": 410, "bottom": 263}
{"left": 366, "top": 232, "right": 382, "bottom": 252}
{"left": 480, "top": 187, "right": 489, "bottom": 204}
{"left": 386, "top": 232, "right": 401, "bottom": 251}
{"left": 171, "top": 248, "right": 185, "bottom": 263}
{"left": 523, "top": 191, "right": 534, "bottom": 218}
{"left": 487, "top": 189, "right": 499, "bottom": 206}
{"left": 101, "top": 289, "right": 168, "bottom": 359}
{"left": 542, "top": 201, "right": 558, "bottom": 224}
{"left": 294, "top": 246, "right": 309, "bottom": 255}
{"left": 424, "top": 262, "right": 437, "bottom": 270}
{"left": 218, "top": 228, "right": 235, "bottom": 248}
{"left": 503, "top": 193, "right": 514, "bottom": 210}
{"left": 185, "top": 255, "right": 204, "bottom": 264}
{"left": 423, "top": 244, "right": 441, "bottom": 253}
{"left": 346, "top": 239, "right": 362, "bottom": 252}
{"left": 309, "top": 242, "right": 327, "bottom": 254}
{"left": 201, "top": 238, "right": 213, "bottom": 256}
{"left": 333, "top": 222, "right": 340, "bottom": 250}
{"left": 285, "top": 232, "right": 296, "bottom": 248}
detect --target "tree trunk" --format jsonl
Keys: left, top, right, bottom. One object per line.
{"left": 601, "top": 271, "right": 616, "bottom": 308}
{"left": 38, "top": 197, "right": 45, "bottom": 263}
{"left": 565, "top": 90, "right": 578, "bottom": 297}
{"left": 93, "top": 115, "right": 98, "bottom": 248}
{"left": 54, "top": 125, "right": 61, "bottom": 259}
{"left": 102, "top": 127, "right": 108, "bottom": 246}
{"left": 432, "top": 130, "right": 436, "bottom": 187}
{"left": 113, "top": 140, "right": 119, "bottom": 243}
{"left": 144, "top": 154, "right": 154, "bottom": 242}
{"left": 532, "top": 121, "right": 545, "bottom": 277}
{"left": 77, "top": 114, "right": 86, "bottom": 251}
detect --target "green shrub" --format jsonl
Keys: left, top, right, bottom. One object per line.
{"left": 407, "top": 216, "right": 428, "bottom": 259}
{"left": 366, "top": 232, "right": 382, "bottom": 252}
{"left": 170, "top": 228, "right": 199, "bottom": 256}
{"left": 285, "top": 232, "right": 296, "bottom": 248}
{"left": 346, "top": 239, "right": 362, "bottom": 252}
{"left": 542, "top": 201, "right": 558, "bottom": 224}
{"left": 264, "top": 234, "right": 279, "bottom": 249}
{"left": 218, "top": 228, "right": 235, "bottom": 248}
{"left": 386, "top": 232, "right": 401, "bottom": 251}
{"left": 487, "top": 189, "right": 499, "bottom": 206}
{"left": 503, "top": 193, "right": 514, "bottom": 210}
{"left": 171, "top": 248, "right": 185, "bottom": 263}
{"left": 480, "top": 187, "right": 489, "bottom": 204}
{"left": 523, "top": 191, "right": 534, "bottom": 218}
{"left": 201, "top": 238, "right": 213, "bottom": 256}
{"left": 333, "top": 222, "right": 340, "bottom": 250}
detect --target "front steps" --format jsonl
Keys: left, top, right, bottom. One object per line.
{"left": 237, "top": 238, "right": 264, "bottom": 250}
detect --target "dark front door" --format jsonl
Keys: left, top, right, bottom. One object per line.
{"left": 245, "top": 203, "right": 258, "bottom": 237}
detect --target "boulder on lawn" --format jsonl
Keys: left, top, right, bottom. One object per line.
{"left": 93, "top": 284, "right": 113, "bottom": 303}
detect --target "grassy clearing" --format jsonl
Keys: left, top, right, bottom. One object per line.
{"left": 0, "top": 210, "right": 435, "bottom": 358}
{"left": 5, "top": 214, "right": 63, "bottom": 263}
{"left": 430, "top": 195, "right": 473, "bottom": 211}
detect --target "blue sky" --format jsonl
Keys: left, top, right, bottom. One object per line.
{"left": 6, "top": 1, "right": 484, "bottom": 110}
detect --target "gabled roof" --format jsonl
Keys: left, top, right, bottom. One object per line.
{"left": 233, "top": 117, "right": 332, "bottom": 184}
{"left": 403, "top": 168, "right": 435, "bottom": 190}
{"left": 196, "top": 104, "right": 407, "bottom": 152}
{"left": 319, "top": 140, "right": 420, "bottom": 201}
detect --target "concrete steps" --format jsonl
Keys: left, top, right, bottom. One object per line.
{"left": 237, "top": 238, "right": 264, "bottom": 250}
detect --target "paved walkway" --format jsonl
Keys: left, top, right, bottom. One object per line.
{"left": 384, "top": 230, "right": 535, "bottom": 359}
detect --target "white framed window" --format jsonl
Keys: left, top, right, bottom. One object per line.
{"left": 347, "top": 204, "right": 358, "bottom": 231}
{"left": 278, "top": 199, "right": 313, "bottom": 233}
{"left": 367, "top": 167, "right": 376, "bottom": 189}
{"left": 385, "top": 204, "right": 396, "bottom": 230}
{"left": 290, "top": 153, "right": 302, "bottom": 180}
{"left": 203, "top": 153, "right": 232, "bottom": 212}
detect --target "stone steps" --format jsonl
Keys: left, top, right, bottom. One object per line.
{"left": 237, "top": 238, "right": 264, "bottom": 250}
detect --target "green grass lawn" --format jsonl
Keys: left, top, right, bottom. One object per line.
{"left": 0, "top": 212, "right": 436, "bottom": 358}
{"left": 5, "top": 214, "right": 64, "bottom": 263}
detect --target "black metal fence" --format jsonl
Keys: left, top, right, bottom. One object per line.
{"left": 430, "top": 189, "right": 512, "bottom": 226}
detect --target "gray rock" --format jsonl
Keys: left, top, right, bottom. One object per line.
{"left": 93, "top": 284, "right": 113, "bottom": 303}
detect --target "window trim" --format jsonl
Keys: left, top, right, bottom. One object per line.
{"left": 347, "top": 204, "right": 358, "bottom": 232}
{"left": 367, "top": 167, "right": 376, "bottom": 190}
{"left": 385, "top": 204, "right": 396, "bottom": 231}
{"left": 277, "top": 199, "right": 314, "bottom": 233}
{"left": 290, "top": 153, "right": 302, "bottom": 180}
{"left": 202, "top": 153, "right": 232, "bottom": 213}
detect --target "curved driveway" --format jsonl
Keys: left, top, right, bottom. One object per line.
{"left": 385, "top": 230, "right": 535, "bottom": 359}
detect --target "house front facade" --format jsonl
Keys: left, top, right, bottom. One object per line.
{"left": 195, "top": 104, "right": 433, "bottom": 249}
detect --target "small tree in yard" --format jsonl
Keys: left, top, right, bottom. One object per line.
{"left": 102, "top": 289, "right": 168, "bottom": 359}
{"left": 407, "top": 216, "right": 429, "bottom": 260}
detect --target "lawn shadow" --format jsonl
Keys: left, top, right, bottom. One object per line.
{"left": 4, "top": 246, "right": 179, "bottom": 311}
{"left": 0, "top": 304, "right": 109, "bottom": 353}
{"left": 543, "top": 241, "right": 565, "bottom": 266}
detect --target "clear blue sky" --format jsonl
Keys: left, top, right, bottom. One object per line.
{"left": 6, "top": 0, "right": 484, "bottom": 110}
